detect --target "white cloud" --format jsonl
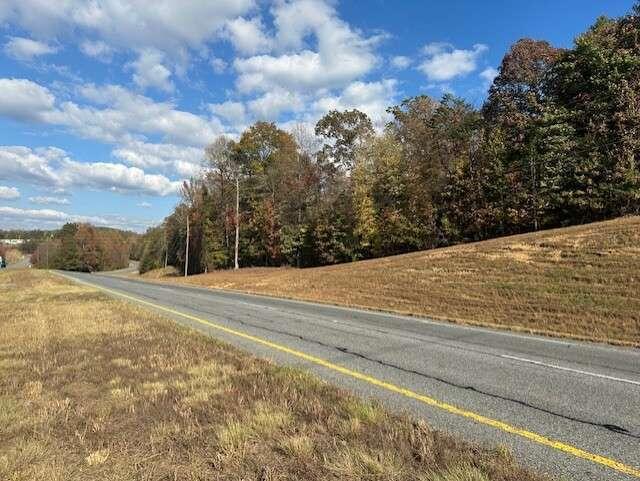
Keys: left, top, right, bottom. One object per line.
{"left": 312, "top": 79, "right": 397, "bottom": 128}
{"left": 419, "top": 43, "right": 488, "bottom": 81}
{"left": 29, "top": 196, "right": 70, "bottom": 205}
{"left": 1, "top": 0, "right": 255, "bottom": 58}
{"left": 480, "top": 66, "right": 499, "bottom": 87}
{"left": 424, "top": 83, "right": 455, "bottom": 95}
{"left": 0, "top": 79, "right": 223, "bottom": 179}
{"left": 0, "top": 146, "right": 181, "bottom": 197}
{"left": 137, "top": 201, "right": 152, "bottom": 208}
{"left": 0, "top": 80, "right": 223, "bottom": 147}
{"left": 391, "top": 56, "right": 411, "bottom": 69}
{"left": 0, "top": 78, "right": 56, "bottom": 122}
{"left": 210, "top": 56, "right": 227, "bottom": 73}
{"left": 0, "top": 186, "right": 20, "bottom": 200}
{"left": 0, "top": 146, "right": 61, "bottom": 185}
{"left": 113, "top": 140, "right": 204, "bottom": 177}
{"left": 0, "top": 205, "right": 109, "bottom": 225}
{"left": 249, "top": 89, "right": 303, "bottom": 120}
{"left": 61, "top": 159, "right": 181, "bottom": 196}
{"left": 71, "top": 84, "right": 224, "bottom": 145}
{"left": 234, "top": 0, "right": 379, "bottom": 94}
{"left": 0, "top": 206, "right": 158, "bottom": 231}
{"left": 225, "top": 17, "right": 272, "bottom": 55}
{"left": 209, "top": 100, "right": 247, "bottom": 125}
{"left": 80, "top": 40, "right": 114, "bottom": 60}
{"left": 131, "top": 49, "right": 174, "bottom": 92}
{"left": 4, "top": 36, "right": 57, "bottom": 60}
{"left": 422, "top": 42, "right": 452, "bottom": 56}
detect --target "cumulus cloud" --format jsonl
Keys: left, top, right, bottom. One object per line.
{"left": 131, "top": 49, "right": 174, "bottom": 92}
{"left": 0, "top": 146, "right": 181, "bottom": 196}
{"left": 0, "top": 186, "right": 20, "bottom": 199}
{"left": 137, "top": 201, "right": 152, "bottom": 208}
{"left": 480, "top": 66, "right": 499, "bottom": 87}
{"left": 29, "top": 196, "right": 70, "bottom": 205}
{"left": 80, "top": 40, "right": 114, "bottom": 60}
{"left": 391, "top": 55, "right": 411, "bottom": 69}
{"left": 0, "top": 79, "right": 223, "bottom": 147}
{"left": 0, "top": 206, "right": 157, "bottom": 231}
{"left": 225, "top": 17, "right": 272, "bottom": 55}
{"left": 210, "top": 56, "right": 227, "bottom": 73}
{"left": 0, "top": 146, "right": 61, "bottom": 185}
{"left": 0, "top": 78, "right": 56, "bottom": 122}
{"left": 0, "top": 1, "right": 404, "bottom": 186}
{"left": 1, "top": 0, "right": 254, "bottom": 58}
{"left": 61, "top": 159, "right": 181, "bottom": 195}
{"left": 0, "top": 79, "right": 224, "bottom": 179}
{"left": 209, "top": 100, "right": 247, "bottom": 125}
{"left": 72, "top": 84, "right": 224, "bottom": 145}
{"left": 113, "top": 140, "right": 204, "bottom": 177}
{"left": 249, "top": 89, "right": 303, "bottom": 120}
{"left": 312, "top": 79, "right": 397, "bottom": 128}
{"left": 0, "top": 205, "right": 106, "bottom": 224}
{"left": 234, "top": 0, "right": 379, "bottom": 94}
{"left": 419, "top": 43, "right": 488, "bottom": 81}
{"left": 4, "top": 36, "right": 57, "bottom": 60}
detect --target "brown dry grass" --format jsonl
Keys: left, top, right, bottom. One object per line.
{"left": 0, "top": 269, "right": 548, "bottom": 481}
{"left": 1, "top": 248, "right": 23, "bottom": 264}
{"left": 151, "top": 216, "right": 640, "bottom": 346}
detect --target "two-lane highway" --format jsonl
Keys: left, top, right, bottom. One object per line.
{"left": 59, "top": 271, "right": 640, "bottom": 480}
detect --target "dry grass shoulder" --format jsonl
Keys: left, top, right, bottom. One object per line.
{"left": 156, "top": 216, "right": 640, "bottom": 346}
{"left": 0, "top": 269, "right": 547, "bottom": 481}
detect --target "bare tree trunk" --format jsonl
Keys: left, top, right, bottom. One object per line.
{"left": 297, "top": 205, "right": 302, "bottom": 268}
{"left": 185, "top": 214, "right": 190, "bottom": 277}
{"left": 164, "top": 229, "right": 168, "bottom": 268}
{"left": 234, "top": 176, "right": 240, "bottom": 270}
{"left": 531, "top": 155, "right": 539, "bottom": 231}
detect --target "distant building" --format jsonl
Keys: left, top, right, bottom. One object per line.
{"left": 0, "top": 239, "right": 24, "bottom": 245}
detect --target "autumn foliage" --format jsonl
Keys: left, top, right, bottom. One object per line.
{"left": 137, "top": 6, "right": 638, "bottom": 274}
{"left": 31, "top": 223, "right": 133, "bottom": 272}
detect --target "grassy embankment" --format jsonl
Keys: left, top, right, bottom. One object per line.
{"left": 0, "top": 269, "right": 546, "bottom": 481}
{"left": 147, "top": 216, "right": 640, "bottom": 346}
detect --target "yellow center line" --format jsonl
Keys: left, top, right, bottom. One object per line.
{"left": 59, "top": 272, "right": 640, "bottom": 479}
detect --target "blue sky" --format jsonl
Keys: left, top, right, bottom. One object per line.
{"left": 0, "top": 0, "right": 633, "bottom": 232}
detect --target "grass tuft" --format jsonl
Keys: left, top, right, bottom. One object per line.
{"left": 421, "top": 464, "right": 491, "bottom": 481}
{"left": 327, "top": 448, "right": 407, "bottom": 480}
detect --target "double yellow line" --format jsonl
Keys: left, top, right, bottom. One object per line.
{"left": 60, "top": 273, "right": 640, "bottom": 479}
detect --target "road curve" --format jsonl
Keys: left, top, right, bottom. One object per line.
{"left": 59, "top": 271, "right": 640, "bottom": 480}
{"left": 6, "top": 256, "right": 30, "bottom": 269}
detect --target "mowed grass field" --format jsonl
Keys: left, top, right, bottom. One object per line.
{"left": 151, "top": 216, "right": 640, "bottom": 346}
{"left": 0, "top": 269, "right": 547, "bottom": 481}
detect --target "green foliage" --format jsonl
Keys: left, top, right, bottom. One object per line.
{"left": 315, "top": 109, "right": 374, "bottom": 171}
{"left": 139, "top": 226, "right": 166, "bottom": 274}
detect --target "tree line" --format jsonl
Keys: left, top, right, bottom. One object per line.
{"left": 31, "top": 223, "right": 137, "bottom": 272}
{"left": 0, "top": 229, "right": 53, "bottom": 254}
{"left": 136, "top": 5, "right": 638, "bottom": 274}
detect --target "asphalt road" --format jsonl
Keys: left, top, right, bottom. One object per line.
{"left": 5, "top": 256, "right": 30, "bottom": 269}
{"left": 100, "top": 260, "right": 140, "bottom": 276}
{"left": 60, "top": 271, "right": 640, "bottom": 480}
